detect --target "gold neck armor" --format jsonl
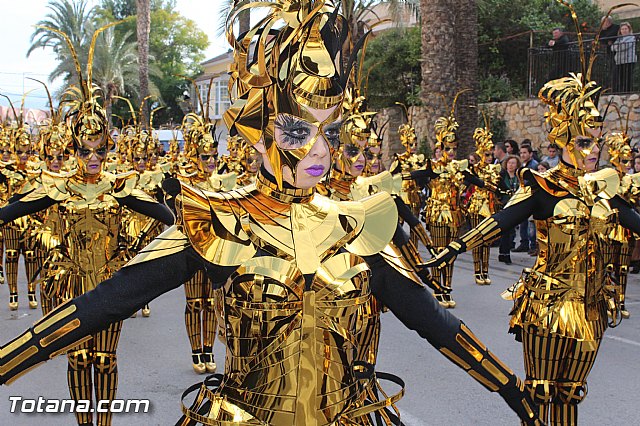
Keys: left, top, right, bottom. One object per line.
{"left": 224, "top": 0, "right": 353, "bottom": 190}
{"left": 255, "top": 170, "right": 315, "bottom": 204}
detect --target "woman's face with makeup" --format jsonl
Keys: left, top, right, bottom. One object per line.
{"left": 257, "top": 104, "right": 341, "bottom": 189}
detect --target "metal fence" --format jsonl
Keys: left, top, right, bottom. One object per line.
{"left": 528, "top": 36, "right": 638, "bottom": 97}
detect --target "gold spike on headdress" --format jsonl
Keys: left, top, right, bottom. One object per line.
{"left": 27, "top": 78, "right": 70, "bottom": 157}
{"left": 473, "top": 110, "right": 493, "bottom": 158}
{"left": 434, "top": 89, "right": 470, "bottom": 151}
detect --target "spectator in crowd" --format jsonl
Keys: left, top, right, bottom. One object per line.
{"left": 434, "top": 146, "right": 443, "bottom": 161}
{"left": 493, "top": 141, "right": 507, "bottom": 165}
{"left": 519, "top": 144, "right": 539, "bottom": 170}
{"left": 504, "top": 139, "right": 519, "bottom": 155}
{"left": 601, "top": 15, "right": 621, "bottom": 90}
{"left": 537, "top": 161, "right": 551, "bottom": 173}
{"left": 549, "top": 27, "right": 570, "bottom": 79}
{"left": 497, "top": 155, "right": 521, "bottom": 264}
{"left": 514, "top": 144, "right": 538, "bottom": 255}
{"left": 612, "top": 22, "right": 637, "bottom": 93}
{"left": 541, "top": 143, "right": 560, "bottom": 167}
{"left": 468, "top": 152, "right": 480, "bottom": 166}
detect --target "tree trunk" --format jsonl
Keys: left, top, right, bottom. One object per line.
{"left": 420, "top": 0, "right": 457, "bottom": 151}
{"left": 238, "top": 10, "right": 250, "bottom": 35}
{"left": 453, "top": 0, "right": 478, "bottom": 157}
{"left": 137, "top": 0, "right": 151, "bottom": 128}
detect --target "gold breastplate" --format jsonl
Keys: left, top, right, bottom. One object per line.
{"left": 58, "top": 188, "right": 122, "bottom": 282}
{"left": 215, "top": 253, "right": 369, "bottom": 425}
{"left": 424, "top": 161, "right": 466, "bottom": 226}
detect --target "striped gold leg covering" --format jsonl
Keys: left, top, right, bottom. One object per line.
{"left": 40, "top": 280, "right": 54, "bottom": 316}
{"left": 4, "top": 227, "right": 21, "bottom": 298}
{"left": 522, "top": 326, "right": 601, "bottom": 426}
{"left": 184, "top": 272, "right": 205, "bottom": 353}
{"left": 428, "top": 224, "right": 452, "bottom": 290}
{"left": 0, "top": 227, "right": 5, "bottom": 284}
{"left": 67, "top": 341, "right": 94, "bottom": 425}
{"left": 469, "top": 214, "right": 483, "bottom": 277}
{"left": 202, "top": 277, "right": 217, "bottom": 373}
{"left": 93, "top": 321, "right": 122, "bottom": 426}
{"left": 618, "top": 243, "right": 632, "bottom": 315}
{"left": 25, "top": 249, "right": 38, "bottom": 309}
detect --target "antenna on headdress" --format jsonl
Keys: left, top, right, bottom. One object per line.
{"left": 113, "top": 96, "right": 138, "bottom": 128}
{"left": 395, "top": 102, "right": 411, "bottom": 125}
{"left": 26, "top": 78, "right": 55, "bottom": 120}
{"left": 450, "top": 88, "right": 472, "bottom": 117}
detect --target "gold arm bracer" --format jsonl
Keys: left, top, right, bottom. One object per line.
{"left": 459, "top": 217, "right": 501, "bottom": 252}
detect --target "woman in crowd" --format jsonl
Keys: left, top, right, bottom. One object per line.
{"left": 497, "top": 155, "right": 521, "bottom": 264}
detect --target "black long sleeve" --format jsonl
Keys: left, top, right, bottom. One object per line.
{"left": 0, "top": 246, "right": 234, "bottom": 385}
{"left": 118, "top": 194, "right": 175, "bottom": 225}
{"left": 0, "top": 195, "right": 57, "bottom": 224}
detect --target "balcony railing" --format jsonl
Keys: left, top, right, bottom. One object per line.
{"left": 528, "top": 36, "right": 638, "bottom": 97}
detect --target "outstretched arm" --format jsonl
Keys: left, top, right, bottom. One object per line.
{"left": 612, "top": 195, "right": 640, "bottom": 234}
{"left": 423, "top": 184, "right": 541, "bottom": 268}
{"left": 365, "top": 254, "right": 542, "bottom": 425}
{"left": 0, "top": 230, "right": 231, "bottom": 385}
{"left": 0, "top": 194, "right": 57, "bottom": 225}
{"left": 119, "top": 193, "right": 174, "bottom": 226}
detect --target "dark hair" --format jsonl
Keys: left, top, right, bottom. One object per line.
{"left": 502, "top": 154, "right": 521, "bottom": 170}
{"left": 548, "top": 143, "right": 558, "bottom": 150}
{"left": 504, "top": 139, "right": 518, "bottom": 152}
{"left": 494, "top": 141, "right": 506, "bottom": 153}
{"left": 553, "top": 27, "right": 564, "bottom": 33}
{"left": 520, "top": 144, "right": 533, "bottom": 153}
{"left": 538, "top": 161, "right": 551, "bottom": 171}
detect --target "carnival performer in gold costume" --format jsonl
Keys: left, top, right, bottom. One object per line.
{"left": 424, "top": 6, "right": 640, "bottom": 423}
{"left": 0, "top": 98, "right": 40, "bottom": 311}
{"left": 175, "top": 111, "right": 229, "bottom": 375}
{"left": 0, "top": 3, "right": 543, "bottom": 425}
{"left": 604, "top": 118, "right": 639, "bottom": 320}
{"left": 467, "top": 115, "right": 502, "bottom": 285}
{"left": 390, "top": 105, "right": 424, "bottom": 216}
{"left": 216, "top": 134, "right": 244, "bottom": 174}
{"left": 234, "top": 140, "right": 261, "bottom": 187}
{"left": 417, "top": 92, "right": 496, "bottom": 308}
{"left": 0, "top": 24, "right": 173, "bottom": 426}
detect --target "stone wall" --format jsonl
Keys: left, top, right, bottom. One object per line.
{"left": 378, "top": 93, "right": 640, "bottom": 168}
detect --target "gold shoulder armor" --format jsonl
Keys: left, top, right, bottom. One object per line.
{"left": 452, "top": 159, "right": 469, "bottom": 172}
{"left": 354, "top": 171, "right": 402, "bottom": 198}
{"left": 20, "top": 171, "right": 70, "bottom": 202}
{"left": 176, "top": 182, "right": 256, "bottom": 266}
{"left": 519, "top": 168, "right": 569, "bottom": 197}
{"left": 580, "top": 168, "right": 620, "bottom": 200}
{"left": 110, "top": 171, "right": 139, "bottom": 198}
{"left": 344, "top": 191, "right": 398, "bottom": 256}
{"left": 126, "top": 225, "right": 190, "bottom": 266}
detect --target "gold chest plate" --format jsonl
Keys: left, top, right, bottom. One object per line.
{"left": 213, "top": 254, "right": 370, "bottom": 425}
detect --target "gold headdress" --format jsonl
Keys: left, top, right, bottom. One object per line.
{"left": 27, "top": 78, "right": 71, "bottom": 160}
{"left": 223, "top": 0, "right": 354, "bottom": 188}
{"left": 43, "top": 22, "right": 121, "bottom": 149}
{"left": 396, "top": 102, "right": 417, "bottom": 153}
{"left": 179, "top": 75, "right": 219, "bottom": 173}
{"left": 539, "top": 1, "right": 635, "bottom": 168}
{"left": 606, "top": 105, "right": 633, "bottom": 174}
{"left": 337, "top": 86, "right": 376, "bottom": 175}
{"left": 473, "top": 110, "right": 494, "bottom": 159}
{"left": 434, "top": 89, "right": 470, "bottom": 153}
{"left": 0, "top": 92, "right": 33, "bottom": 162}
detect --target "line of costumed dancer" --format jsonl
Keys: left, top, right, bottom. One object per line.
{"left": 0, "top": 0, "right": 636, "bottom": 425}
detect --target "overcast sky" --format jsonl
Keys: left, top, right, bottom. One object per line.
{"left": 0, "top": 0, "right": 229, "bottom": 109}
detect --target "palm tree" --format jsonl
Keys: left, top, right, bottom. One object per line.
{"left": 136, "top": 0, "right": 151, "bottom": 128}
{"left": 420, "top": 0, "right": 457, "bottom": 149}
{"left": 28, "top": 0, "right": 96, "bottom": 87}
{"left": 453, "top": 0, "right": 478, "bottom": 156}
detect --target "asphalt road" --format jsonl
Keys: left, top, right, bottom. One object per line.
{"left": 0, "top": 247, "right": 638, "bottom": 425}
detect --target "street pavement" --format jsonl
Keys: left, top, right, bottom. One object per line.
{"left": 0, "top": 247, "right": 638, "bottom": 425}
